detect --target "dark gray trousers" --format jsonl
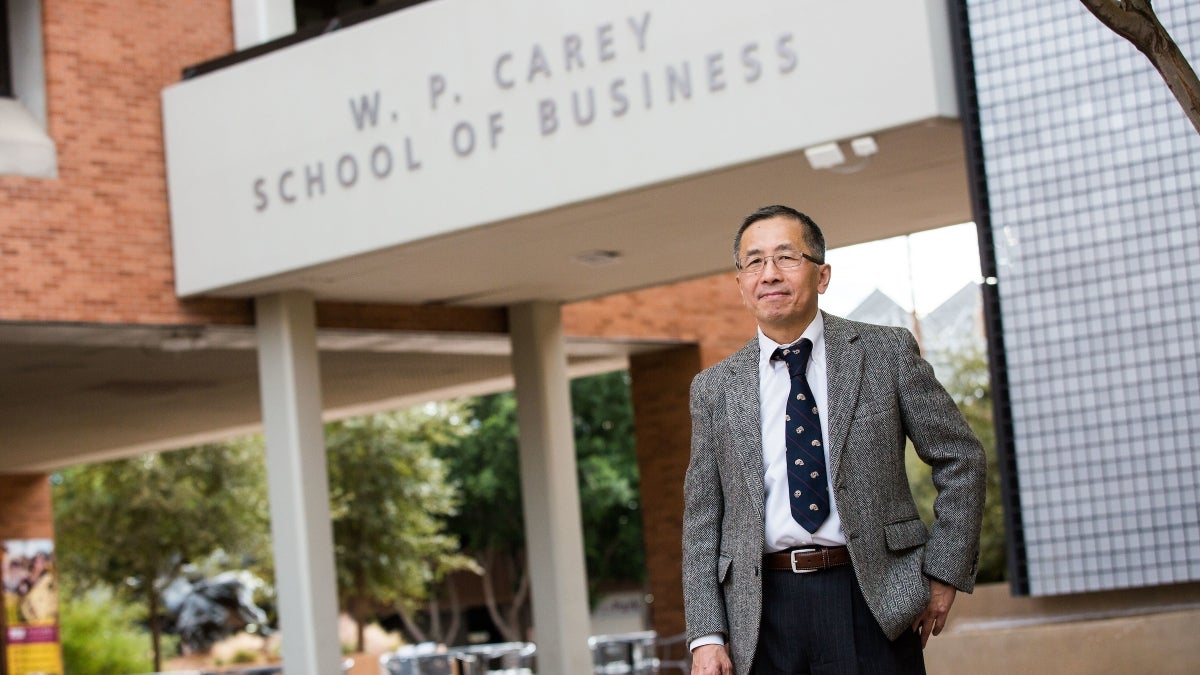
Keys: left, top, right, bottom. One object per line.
{"left": 751, "top": 564, "right": 926, "bottom": 675}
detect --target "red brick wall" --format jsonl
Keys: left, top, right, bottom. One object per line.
{"left": 316, "top": 302, "right": 507, "bottom": 334}
{"left": 0, "top": 0, "right": 515, "bottom": 332}
{"left": 0, "top": 0, "right": 245, "bottom": 325}
{"left": 629, "top": 345, "right": 702, "bottom": 640}
{"left": 571, "top": 274, "right": 759, "bottom": 641}
{"left": 565, "top": 273, "right": 755, "bottom": 368}
{"left": 0, "top": 474, "right": 54, "bottom": 540}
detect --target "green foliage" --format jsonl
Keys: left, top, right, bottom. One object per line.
{"left": 430, "top": 391, "right": 529, "bottom": 639}
{"left": 435, "top": 393, "right": 525, "bottom": 557}
{"left": 53, "top": 437, "right": 271, "bottom": 595}
{"left": 50, "top": 372, "right": 647, "bottom": 658}
{"left": 435, "top": 370, "right": 646, "bottom": 600}
{"left": 229, "top": 649, "right": 259, "bottom": 664}
{"left": 571, "top": 371, "right": 646, "bottom": 594}
{"left": 906, "top": 343, "right": 1007, "bottom": 583}
{"left": 52, "top": 437, "right": 272, "bottom": 668}
{"left": 59, "top": 584, "right": 175, "bottom": 675}
{"left": 944, "top": 347, "right": 1006, "bottom": 584}
{"left": 325, "top": 405, "right": 475, "bottom": 650}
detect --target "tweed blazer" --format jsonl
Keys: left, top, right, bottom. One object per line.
{"left": 682, "top": 312, "right": 986, "bottom": 675}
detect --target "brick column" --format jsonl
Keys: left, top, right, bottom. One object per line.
{"left": 629, "top": 345, "right": 702, "bottom": 640}
{"left": 0, "top": 474, "right": 54, "bottom": 540}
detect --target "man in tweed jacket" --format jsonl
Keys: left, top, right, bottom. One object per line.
{"left": 683, "top": 206, "right": 986, "bottom": 674}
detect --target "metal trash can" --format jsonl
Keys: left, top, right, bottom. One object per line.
{"left": 447, "top": 641, "right": 536, "bottom": 675}
{"left": 588, "top": 630, "right": 659, "bottom": 674}
{"left": 381, "top": 643, "right": 468, "bottom": 675}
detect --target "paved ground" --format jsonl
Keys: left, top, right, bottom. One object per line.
{"left": 173, "top": 581, "right": 1200, "bottom": 673}
{"left": 925, "top": 581, "right": 1200, "bottom": 674}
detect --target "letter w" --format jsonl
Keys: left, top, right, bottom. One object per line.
{"left": 349, "top": 91, "right": 382, "bottom": 130}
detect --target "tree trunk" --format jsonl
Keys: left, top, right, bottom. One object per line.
{"left": 352, "top": 596, "right": 367, "bottom": 655}
{"left": 149, "top": 587, "right": 162, "bottom": 673}
{"left": 428, "top": 592, "right": 442, "bottom": 641}
{"left": 356, "top": 614, "right": 365, "bottom": 655}
{"left": 505, "top": 552, "right": 531, "bottom": 641}
{"left": 395, "top": 602, "right": 428, "bottom": 644}
{"left": 442, "top": 577, "right": 462, "bottom": 645}
{"left": 479, "top": 550, "right": 518, "bottom": 642}
{"left": 353, "top": 571, "right": 370, "bottom": 654}
{"left": 1080, "top": 0, "right": 1200, "bottom": 135}
{"left": 479, "top": 549, "right": 533, "bottom": 642}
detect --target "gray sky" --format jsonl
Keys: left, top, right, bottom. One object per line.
{"left": 820, "top": 222, "right": 982, "bottom": 317}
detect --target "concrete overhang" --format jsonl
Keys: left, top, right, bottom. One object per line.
{"left": 205, "top": 119, "right": 971, "bottom": 306}
{"left": 162, "top": 0, "right": 968, "bottom": 305}
{"left": 0, "top": 320, "right": 678, "bottom": 472}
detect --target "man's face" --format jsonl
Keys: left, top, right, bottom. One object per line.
{"left": 734, "top": 216, "right": 831, "bottom": 342}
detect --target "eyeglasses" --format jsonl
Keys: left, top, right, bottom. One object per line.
{"left": 736, "top": 252, "right": 824, "bottom": 275}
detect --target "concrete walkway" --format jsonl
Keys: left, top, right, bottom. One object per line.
{"left": 925, "top": 582, "right": 1200, "bottom": 674}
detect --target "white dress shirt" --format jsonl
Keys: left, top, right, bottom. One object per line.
{"left": 691, "top": 315, "right": 847, "bottom": 652}
{"left": 757, "top": 315, "right": 847, "bottom": 551}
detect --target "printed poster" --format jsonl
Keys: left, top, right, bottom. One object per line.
{"left": 2, "top": 539, "right": 63, "bottom": 675}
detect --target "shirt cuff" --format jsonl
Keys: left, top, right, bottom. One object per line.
{"left": 689, "top": 633, "right": 725, "bottom": 652}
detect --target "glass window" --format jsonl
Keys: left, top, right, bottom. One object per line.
{"left": 0, "top": 0, "right": 12, "bottom": 98}
{"left": 293, "top": 0, "right": 426, "bottom": 33}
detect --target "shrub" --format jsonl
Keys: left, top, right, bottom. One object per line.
{"left": 60, "top": 586, "right": 176, "bottom": 675}
{"left": 230, "top": 648, "right": 259, "bottom": 664}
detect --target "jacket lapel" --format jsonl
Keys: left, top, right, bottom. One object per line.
{"left": 822, "top": 313, "right": 863, "bottom": 483}
{"left": 723, "top": 339, "right": 765, "bottom": 519}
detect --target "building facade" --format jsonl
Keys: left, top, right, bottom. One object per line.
{"left": 960, "top": 0, "right": 1200, "bottom": 596}
{"left": 2, "top": 0, "right": 1198, "bottom": 672}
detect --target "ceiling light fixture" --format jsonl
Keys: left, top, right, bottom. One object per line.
{"left": 160, "top": 327, "right": 208, "bottom": 352}
{"left": 850, "top": 135, "right": 878, "bottom": 158}
{"left": 803, "top": 142, "right": 845, "bottom": 170}
{"left": 804, "top": 135, "right": 878, "bottom": 174}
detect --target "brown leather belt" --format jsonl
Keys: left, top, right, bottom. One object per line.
{"left": 763, "top": 546, "right": 851, "bottom": 573}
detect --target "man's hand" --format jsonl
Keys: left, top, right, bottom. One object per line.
{"left": 691, "top": 643, "right": 734, "bottom": 674}
{"left": 911, "top": 579, "right": 957, "bottom": 648}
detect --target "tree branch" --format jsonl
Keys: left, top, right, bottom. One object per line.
{"left": 506, "top": 552, "right": 531, "bottom": 641}
{"left": 394, "top": 602, "right": 428, "bottom": 645}
{"left": 479, "top": 550, "right": 518, "bottom": 642}
{"left": 1080, "top": 0, "right": 1200, "bottom": 135}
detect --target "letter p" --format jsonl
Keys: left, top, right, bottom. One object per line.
{"left": 430, "top": 74, "right": 447, "bottom": 111}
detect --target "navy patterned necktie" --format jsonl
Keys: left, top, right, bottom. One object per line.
{"left": 772, "top": 339, "right": 830, "bottom": 532}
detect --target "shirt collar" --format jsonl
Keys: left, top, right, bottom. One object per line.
{"left": 756, "top": 313, "right": 825, "bottom": 366}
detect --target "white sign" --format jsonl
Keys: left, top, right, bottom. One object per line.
{"left": 163, "top": 0, "right": 956, "bottom": 296}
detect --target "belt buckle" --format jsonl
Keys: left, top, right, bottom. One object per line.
{"left": 789, "top": 546, "right": 820, "bottom": 574}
